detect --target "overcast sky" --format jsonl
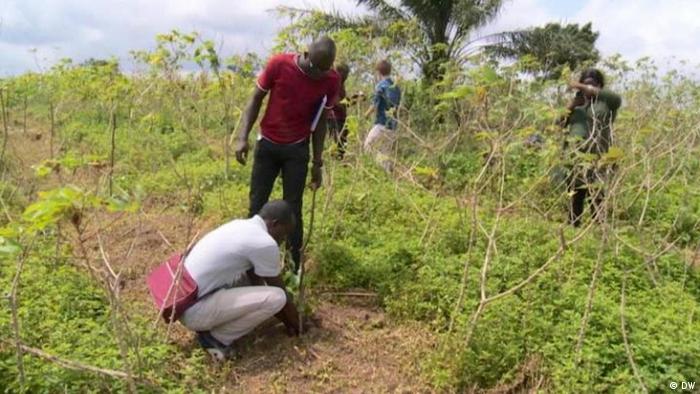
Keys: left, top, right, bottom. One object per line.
{"left": 1, "top": 0, "right": 698, "bottom": 76}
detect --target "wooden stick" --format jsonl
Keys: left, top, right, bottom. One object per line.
{"left": 9, "top": 244, "right": 31, "bottom": 391}
{"left": 49, "top": 100, "right": 55, "bottom": 160}
{"left": 0, "top": 88, "right": 9, "bottom": 164}
{"left": 23, "top": 94, "right": 27, "bottom": 134}
{"left": 298, "top": 187, "right": 318, "bottom": 336}
{"left": 323, "top": 291, "right": 378, "bottom": 297}
{"left": 7, "top": 341, "right": 156, "bottom": 387}
{"left": 108, "top": 106, "right": 117, "bottom": 196}
{"left": 620, "top": 274, "right": 648, "bottom": 394}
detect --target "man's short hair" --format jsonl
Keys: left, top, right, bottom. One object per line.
{"left": 308, "top": 36, "right": 337, "bottom": 69}
{"left": 336, "top": 62, "right": 350, "bottom": 80}
{"left": 580, "top": 68, "right": 605, "bottom": 88}
{"left": 376, "top": 60, "right": 391, "bottom": 76}
{"left": 259, "top": 200, "right": 296, "bottom": 227}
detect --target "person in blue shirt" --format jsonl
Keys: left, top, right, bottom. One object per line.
{"left": 363, "top": 60, "right": 401, "bottom": 172}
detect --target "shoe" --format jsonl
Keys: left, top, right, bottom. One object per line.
{"left": 196, "top": 331, "right": 233, "bottom": 362}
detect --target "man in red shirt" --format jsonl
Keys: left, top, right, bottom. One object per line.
{"left": 234, "top": 36, "right": 340, "bottom": 271}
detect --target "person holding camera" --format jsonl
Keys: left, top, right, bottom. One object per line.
{"left": 563, "top": 68, "right": 622, "bottom": 227}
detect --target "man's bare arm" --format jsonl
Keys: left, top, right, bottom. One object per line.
{"left": 310, "top": 113, "right": 327, "bottom": 189}
{"left": 312, "top": 114, "right": 327, "bottom": 164}
{"left": 569, "top": 81, "right": 601, "bottom": 97}
{"left": 247, "top": 269, "right": 302, "bottom": 335}
{"left": 234, "top": 87, "right": 267, "bottom": 165}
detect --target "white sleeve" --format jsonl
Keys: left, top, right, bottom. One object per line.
{"left": 249, "top": 244, "right": 281, "bottom": 277}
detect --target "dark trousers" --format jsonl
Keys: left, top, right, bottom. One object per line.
{"left": 330, "top": 118, "right": 348, "bottom": 159}
{"left": 248, "top": 138, "right": 309, "bottom": 270}
{"left": 569, "top": 186, "right": 604, "bottom": 227}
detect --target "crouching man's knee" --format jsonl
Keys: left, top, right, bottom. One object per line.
{"left": 266, "top": 287, "right": 287, "bottom": 315}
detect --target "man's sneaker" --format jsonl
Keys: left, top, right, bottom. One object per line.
{"left": 196, "top": 331, "right": 233, "bottom": 362}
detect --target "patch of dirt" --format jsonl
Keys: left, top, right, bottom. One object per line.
{"left": 6, "top": 126, "right": 53, "bottom": 188}
{"left": 8, "top": 126, "right": 437, "bottom": 393}
{"left": 220, "top": 299, "right": 433, "bottom": 393}
{"left": 690, "top": 249, "right": 700, "bottom": 271}
{"left": 95, "top": 211, "right": 435, "bottom": 393}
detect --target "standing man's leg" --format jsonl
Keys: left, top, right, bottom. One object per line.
{"left": 364, "top": 124, "right": 385, "bottom": 152}
{"left": 569, "top": 187, "right": 587, "bottom": 227}
{"left": 248, "top": 139, "right": 282, "bottom": 217}
{"left": 281, "top": 141, "right": 310, "bottom": 271}
{"left": 379, "top": 128, "right": 396, "bottom": 173}
{"left": 590, "top": 188, "right": 604, "bottom": 223}
{"left": 337, "top": 118, "right": 348, "bottom": 159}
{"left": 589, "top": 167, "right": 607, "bottom": 224}
{"left": 328, "top": 117, "right": 339, "bottom": 152}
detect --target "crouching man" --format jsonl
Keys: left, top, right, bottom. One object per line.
{"left": 180, "top": 200, "right": 302, "bottom": 361}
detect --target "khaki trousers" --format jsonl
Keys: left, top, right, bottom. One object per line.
{"left": 180, "top": 286, "right": 286, "bottom": 345}
{"left": 364, "top": 124, "right": 396, "bottom": 172}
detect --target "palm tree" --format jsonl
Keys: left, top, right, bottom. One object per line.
{"left": 484, "top": 22, "right": 600, "bottom": 80}
{"left": 356, "top": 0, "right": 503, "bottom": 81}
{"left": 278, "top": 0, "right": 504, "bottom": 82}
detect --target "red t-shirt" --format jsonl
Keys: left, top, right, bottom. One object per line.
{"left": 257, "top": 53, "right": 340, "bottom": 144}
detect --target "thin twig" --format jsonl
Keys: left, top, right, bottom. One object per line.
{"left": 4, "top": 341, "right": 157, "bottom": 388}
{"left": 323, "top": 291, "right": 379, "bottom": 297}
{"left": 620, "top": 273, "right": 648, "bottom": 394}
{"left": 299, "top": 187, "right": 319, "bottom": 336}
{"left": 8, "top": 238, "right": 36, "bottom": 391}
{"left": 575, "top": 226, "right": 609, "bottom": 363}
{"left": 108, "top": 105, "right": 117, "bottom": 196}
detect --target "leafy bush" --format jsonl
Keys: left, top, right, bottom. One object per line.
{"left": 0, "top": 38, "right": 698, "bottom": 392}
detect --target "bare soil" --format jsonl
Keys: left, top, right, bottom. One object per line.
{"left": 7, "top": 126, "right": 436, "bottom": 393}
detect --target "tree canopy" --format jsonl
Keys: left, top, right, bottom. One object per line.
{"left": 485, "top": 22, "right": 600, "bottom": 79}
{"left": 277, "top": 0, "right": 504, "bottom": 82}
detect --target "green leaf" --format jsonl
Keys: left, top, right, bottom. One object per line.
{"left": 602, "top": 147, "right": 624, "bottom": 163}
{"left": 438, "top": 85, "right": 474, "bottom": 100}
{"left": 105, "top": 196, "right": 139, "bottom": 213}
{"left": 33, "top": 164, "right": 52, "bottom": 178}
{"left": 415, "top": 166, "right": 438, "bottom": 178}
{"left": 0, "top": 236, "right": 21, "bottom": 255}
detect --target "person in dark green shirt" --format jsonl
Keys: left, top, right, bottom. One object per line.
{"left": 564, "top": 68, "right": 622, "bottom": 227}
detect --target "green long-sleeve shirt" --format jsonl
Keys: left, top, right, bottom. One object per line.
{"left": 568, "top": 89, "right": 622, "bottom": 155}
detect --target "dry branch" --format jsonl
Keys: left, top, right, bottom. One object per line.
{"left": 6, "top": 341, "right": 157, "bottom": 388}
{"left": 575, "top": 227, "right": 609, "bottom": 362}
{"left": 620, "top": 274, "right": 648, "bottom": 394}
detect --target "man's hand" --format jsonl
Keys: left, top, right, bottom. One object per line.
{"left": 568, "top": 80, "right": 600, "bottom": 97}
{"left": 310, "top": 162, "right": 323, "bottom": 190}
{"left": 234, "top": 138, "right": 250, "bottom": 165}
{"left": 284, "top": 313, "right": 319, "bottom": 336}
{"left": 236, "top": 87, "right": 267, "bottom": 165}
{"left": 567, "top": 92, "right": 586, "bottom": 111}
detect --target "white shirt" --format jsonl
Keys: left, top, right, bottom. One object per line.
{"left": 184, "top": 215, "right": 280, "bottom": 298}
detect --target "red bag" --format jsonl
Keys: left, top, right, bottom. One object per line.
{"left": 147, "top": 253, "right": 199, "bottom": 322}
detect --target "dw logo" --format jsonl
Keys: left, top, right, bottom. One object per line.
{"left": 670, "top": 381, "right": 696, "bottom": 391}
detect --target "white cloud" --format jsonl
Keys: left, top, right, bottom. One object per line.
{"left": 573, "top": 0, "right": 700, "bottom": 69}
{"left": 0, "top": 0, "right": 358, "bottom": 75}
{"left": 1, "top": 0, "right": 699, "bottom": 76}
{"left": 479, "top": 0, "right": 700, "bottom": 74}
{"left": 477, "top": 0, "right": 559, "bottom": 35}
